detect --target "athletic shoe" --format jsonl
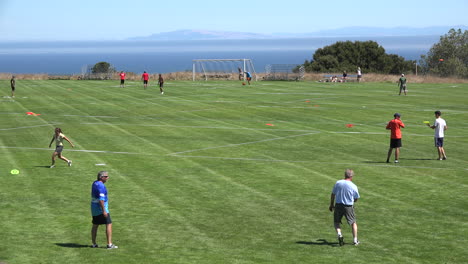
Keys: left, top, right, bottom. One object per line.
{"left": 438, "top": 158, "right": 443, "bottom": 161}
{"left": 338, "top": 236, "right": 344, "bottom": 246}
{"left": 442, "top": 157, "right": 447, "bottom": 160}
{"left": 394, "top": 160, "right": 399, "bottom": 163}
{"left": 107, "top": 244, "right": 118, "bottom": 249}
{"left": 68, "top": 160, "right": 72, "bottom": 167}
{"left": 91, "top": 244, "right": 99, "bottom": 248}
{"left": 353, "top": 241, "right": 360, "bottom": 246}
{"left": 161, "top": 92, "right": 164, "bottom": 95}
{"left": 50, "top": 165, "right": 55, "bottom": 168}
{"left": 386, "top": 160, "right": 389, "bottom": 163}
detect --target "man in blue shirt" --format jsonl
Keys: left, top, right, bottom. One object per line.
{"left": 244, "top": 71, "right": 252, "bottom": 85}
{"left": 329, "top": 169, "right": 360, "bottom": 246}
{"left": 91, "top": 171, "right": 118, "bottom": 249}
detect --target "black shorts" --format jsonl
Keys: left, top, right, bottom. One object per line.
{"left": 143, "top": 80, "right": 148, "bottom": 84}
{"left": 11, "top": 87, "right": 15, "bottom": 91}
{"left": 435, "top": 137, "right": 444, "bottom": 147}
{"left": 334, "top": 203, "right": 356, "bottom": 225}
{"left": 54, "top": 145, "right": 64, "bottom": 153}
{"left": 390, "top": 138, "right": 402, "bottom": 148}
{"left": 92, "top": 214, "right": 112, "bottom": 225}
{"left": 120, "top": 79, "right": 125, "bottom": 84}
{"left": 159, "top": 82, "right": 164, "bottom": 88}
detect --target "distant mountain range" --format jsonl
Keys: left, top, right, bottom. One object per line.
{"left": 128, "top": 26, "right": 467, "bottom": 41}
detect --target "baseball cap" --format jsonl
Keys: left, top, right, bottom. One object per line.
{"left": 394, "top": 113, "right": 401, "bottom": 117}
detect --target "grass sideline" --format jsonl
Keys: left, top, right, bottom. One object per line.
{"left": 0, "top": 80, "right": 467, "bottom": 263}
{"left": 2, "top": 72, "right": 468, "bottom": 83}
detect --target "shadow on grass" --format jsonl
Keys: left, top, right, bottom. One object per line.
{"left": 34, "top": 165, "right": 52, "bottom": 168}
{"left": 399, "top": 158, "right": 434, "bottom": 161}
{"left": 55, "top": 243, "right": 90, "bottom": 248}
{"left": 296, "top": 239, "right": 339, "bottom": 247}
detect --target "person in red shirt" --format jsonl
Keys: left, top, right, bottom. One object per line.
{"left": 119, "top": 71, "right": 126, "bottom": 88}
{"left": 386, "top": 113, "right": 405, "bottom": 163}
{"left": 142, "top": 71, "right": 149, "bottom": 89}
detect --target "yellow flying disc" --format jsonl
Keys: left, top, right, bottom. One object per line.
{"left": 423, "top": 121, "right": 430, "bottom": 124}
{"left": 10, "top": 169, "right": 19, "bottom": 174}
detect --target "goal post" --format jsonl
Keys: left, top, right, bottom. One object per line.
{"left": 192, "top": 59, "right": 257, "bottom": 81}
{"left": 265, "top": 64, "right": 305, "bottom": 81}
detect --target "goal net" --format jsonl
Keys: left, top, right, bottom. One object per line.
{"left": 192, "top": 59, "right": 257, "bottom": 81}
{"left": 265, "top": 64, "right": 305, "bottom": 81}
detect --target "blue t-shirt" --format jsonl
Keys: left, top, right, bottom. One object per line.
{"left": 91, "top": 180, "right": 109, "bottom": 216}
{"left": 245, "top": 72, "right": 252, "bottom": 78}
{"left": 332, "top": 179, "right": 360, "bottom": 206}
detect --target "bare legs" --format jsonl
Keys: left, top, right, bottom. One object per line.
{"left": 51, "top": 152, "right": 70, "bottom": 166}
{"left": 386, "top": 147, "right": 400, "bottom": 163}
{"left": 437, "top": 147, "right": 447, "bottom": 160}
{"left": 91, "top": 223, "right": 113, "bottom": 246}
{"left": 334, "top": 222, "right": 358, "bottom": 244}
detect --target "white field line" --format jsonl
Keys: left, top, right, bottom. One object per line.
{"left": 0, "top": 124, "right": 59, "bottom": 131}
{"left": 167, "top": 132, "right": 319, "bottom": 156}
{"left": 80, "top": 123, "right": 321, "bottom": 132}
{"left": 62, "top": 115, "right": 119, "bottom": 118}
{"left": 172, "top": 155, "right": 465, "bottom": 170}
{"left": 0, "top": 146, "right": 145, "bottom": 155}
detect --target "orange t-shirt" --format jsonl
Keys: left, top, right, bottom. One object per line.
{"left": 386, "top": 119, "right": 405, "bottom": 139}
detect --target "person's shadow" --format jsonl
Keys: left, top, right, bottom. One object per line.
{"left": 296, "top": 239, "right": 339, "bottom": 247}
{"left": 55, "top": 243, "right": 90, "bottom": 248}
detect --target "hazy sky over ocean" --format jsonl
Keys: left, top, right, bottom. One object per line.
{"left": 0, "top": 0, "right": 466, "bottom": 41}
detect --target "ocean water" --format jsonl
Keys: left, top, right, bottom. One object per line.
{"left": 0, "top": 36, "right": 438, "bottom": 74}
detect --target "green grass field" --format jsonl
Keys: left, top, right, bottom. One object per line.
{"left": 1, "top": 79, "right": 467, "bottom": 264}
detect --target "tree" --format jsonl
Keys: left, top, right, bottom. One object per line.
{"left": 92, "top": 62, "right": 114, "bottom": 74}
{"left": 301, "top": 40, "right": 413, "bottom": 74}
{"left": 419, "top": 28, "right": 468, "bottom": 78}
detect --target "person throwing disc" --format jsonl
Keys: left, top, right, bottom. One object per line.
{"left": 49, "top": 127, "right": 74, "bottom": 168}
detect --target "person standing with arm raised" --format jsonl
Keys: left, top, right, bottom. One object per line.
{"left": 386, "top": 113, "right": 405, "bottom": 163}
{"left": 427, "top": 110, "right": 447, "bottom": 160}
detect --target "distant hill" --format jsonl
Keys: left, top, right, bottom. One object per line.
{"left": 128, "top": 26, "right": 467, "bottom": 41}
{"left": 128, "top": 29, "right": 270, "bottom": 40}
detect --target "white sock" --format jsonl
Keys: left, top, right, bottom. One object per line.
{"left": 337, "top": 232, "right": 342, "bottom": 237}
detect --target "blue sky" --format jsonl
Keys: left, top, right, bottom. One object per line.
{"left": 0, "top": 0, "right": 466, "bottom": 41}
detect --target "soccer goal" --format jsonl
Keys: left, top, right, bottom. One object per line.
{"left": 265, "top": 64, "right": 305, "bottom": 81}
{"left": 192, "top": 59, "right": 257, "bottom": 81}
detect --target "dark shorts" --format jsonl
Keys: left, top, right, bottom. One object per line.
{"left": 334, "top": 203, "right": 356, "bottom": 225}
{"left": 11, "top": 86, "right": 15, "bottom": 91}
{"left": 390, "top": 138, "right": 402, "bottom": 148}
{"left": 435, "top": 137, "right": 444, "bottom": 147}
{"left": 120, "top": 79, "right": 125, "bottom": 84}
{"left": 143, "top": 80, "right": 148, "bottom": 84}
{"left": 159, "top": 82, "right": 164, "bottom": 88}
{"left": 92, "top": 213, "right": 112, "bottom": 225}
{"left": 400, "top": 84, "right": 407, "bottom": 91}
{"left": 54, "top": 145, "right": 64, "bottom": 153}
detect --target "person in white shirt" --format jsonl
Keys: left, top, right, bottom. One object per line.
{"left": 427, "top": 110, "right": 447, "bottom": 160}
{"left": 329, "top": 169, "right": 360, "bottom": 246}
